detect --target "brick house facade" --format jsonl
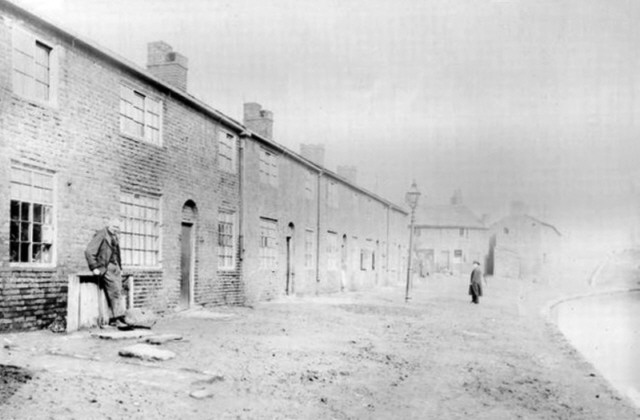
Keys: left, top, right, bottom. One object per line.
{"left": 0, "top": 1, "right": 408, "bottom": 331}
{"left": 413, "top": 194, "right": 489, "bottom": 276}
{"left": 488, "top": 213, "right": 562, "bottom": 279}
{"left": 241, "top": 104, "right": 407, "bottom": 301}
{"left": 0, "top": 2, "right": 245, "bottom": 330}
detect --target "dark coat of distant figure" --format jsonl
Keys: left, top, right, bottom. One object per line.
{"left": 469, "top": 262, "right": 483, "bottom": 304}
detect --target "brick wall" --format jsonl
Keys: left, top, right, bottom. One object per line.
{"left": 242, "top": 136, "right": 408, "bottom": 301}
{"left": 0, "top": 269, "right": 66, "bottom": 331}
{"left": 0, "top": 4, "right": 406, "bottom": 331}
{"left": 0, "top": 8, "right": 242, "bottom": 331}
{"left": 241, "top": 139, "right": 319, "bottom": 302}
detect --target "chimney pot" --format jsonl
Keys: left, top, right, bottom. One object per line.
{"left": 243, "top": 102, "right": 274, "bottom": 140}
{"left": 147, "top": 41, "right": 188, "bottom": 91}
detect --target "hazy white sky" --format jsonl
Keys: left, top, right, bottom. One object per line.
{"left": 12, "top": 0, "right": 640, "bottom": 245}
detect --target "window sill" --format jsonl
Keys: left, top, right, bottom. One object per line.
{"left": 119, "top": 132, "right": 164, "bottom": 149}
{"left": 4, "top": 264, "right": 57, "bottom": 272}
{"left": 12, "top": 92, "right": 58, "bottom": 111}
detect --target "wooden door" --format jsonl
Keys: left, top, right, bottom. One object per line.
{"left": 285, "top": 236, "right": 292, "bottom": 295}
{"left": 180, "top": 222, "right": 192, "bottom": 307}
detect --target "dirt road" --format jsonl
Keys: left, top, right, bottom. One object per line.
{"left": 1, "top": 266, "right": 639, "bottom": 419}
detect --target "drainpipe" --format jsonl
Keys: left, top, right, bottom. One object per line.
{"left": 315, "top": 171, "right": 323, "bottom": 295}
{"left": 238, "top": 131, "right": 249, "bottom": 302}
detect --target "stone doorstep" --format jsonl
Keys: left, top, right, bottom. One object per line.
{"left": 92, "top": 329, "right": 156, "bottom": 340}
{"left": 144, "top": 334, "right": 183, "bottom": 345}
{"left": 119, "top": 343, "right": 176, "bottom": 361}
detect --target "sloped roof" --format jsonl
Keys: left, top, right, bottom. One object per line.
{"left": 414, "top": 204, "right": 486, "bottom": 229}
{"left": 491, "top": 214, "right": 562, "bottom": 237}
{"left": 0, "top": 0, "right": 408, "bottom": 215}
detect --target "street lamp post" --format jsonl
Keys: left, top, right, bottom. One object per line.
{"left": 404, "top": 181, "right": 421, "bottom": 303}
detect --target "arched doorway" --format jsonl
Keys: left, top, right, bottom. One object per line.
{"left": 181, "top": 201, "right": 197, "bottom": 308}
{"left": 285, "top": 223, "right": 295, "bottom": 295}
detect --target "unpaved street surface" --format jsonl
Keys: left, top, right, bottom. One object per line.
{"left": 2, "top": 261, "right": 640, "bottom": 419}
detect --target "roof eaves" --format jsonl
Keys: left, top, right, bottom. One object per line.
{"left": 415, "top": 224, "right": 487, "bottom": 230}
{"left": 527, "top": 215, "right": 562, "bottom": 236}
{"left": 247, "top": 131, "right": 408, "bottom": 215}
{"left": 3, "top": 0, "right": 409, "bottom": 216}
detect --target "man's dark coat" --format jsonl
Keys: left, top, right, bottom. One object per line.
{"left": 469, "top": 266, "right": 483, "bottom": 298}
{"left": 84, "top": 228, "right": 119, "bottom": 275}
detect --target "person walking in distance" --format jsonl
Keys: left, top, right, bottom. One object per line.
{"left": 85, "top": 217, "right": 128, "bottom": 327}
{"left": 469, "top": 261, "right": 484, "bottom": 304}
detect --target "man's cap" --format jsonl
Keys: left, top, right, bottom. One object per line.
{"left": 107, "top": 217, "right": 121, "bottom": 229}
{"left": 473, "top": 260, "right": 481, "bottom": 265}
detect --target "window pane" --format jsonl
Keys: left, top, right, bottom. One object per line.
{"left": 32, "top": 244, "right": 42, "bottom": 262}
{"left": 41, "top": 244, "right": 52, "bottom": 263}
{"left": 20, "top": 243, "right": 29, "bottom": 262}
{"left": 32, "top": 223, "right": 42, "bottom": 243}
{"left": 11, "top": 166, "right": 31, "bottom": 184}
{"left": 35, "top": 42, "right": 50, "bottom": 65}
{"left": 10, "top": 201, "right": 20, "bottom": 221}
{"left": 20, "top": 202, "right": 30, "bottom": 220}
{"left": 10, "top": 243, "right": 20, "bottom": 262}
{"left": 20, "top": 222, "right": 30, "bottom": 241}
{"left": 33, "top": 203, "right": 43, "bottom": 223}
{"left": 43, "top": 206, "right": 52, "bottom": 224}
{"left": 10, "top": 222, "right": 20, "bottom": 242}
{"left": 133, "top": 91, "right": 144, "bottom": 108}
{"left": 35, "top": 80, "right": 48, "bottom": 101}
{"left": 42, "top": 225, "right": 53, "bottom": 244}
{"left": 120, "top": 193, "right": 160, "bottom": 266}
{"left": 14, "top": 51, "right": 30, "bottom": 73}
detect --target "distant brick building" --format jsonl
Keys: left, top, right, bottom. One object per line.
{"left": 0, "top": 1, "right": 407, "bottom": 331}
{"left": 241, "top": 103, "right": 407, "bottom": 300}
{"left": 412, "top": 192, "right": 488, "bottom": 276}
{"left": 488, "top": 202, "right": 562, "bottom": 279}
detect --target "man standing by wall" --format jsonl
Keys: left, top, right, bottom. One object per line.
{"left": 85, "top": 217, "right": 128, "bottom": 327}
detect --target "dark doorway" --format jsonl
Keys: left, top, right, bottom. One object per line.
{"left": 341, "top": 234, "right": 348, "bottom": 291}
{"left": 180, "top": 222, "right": 193, "bottom": 307}
{"left": 285, "top": 223, "right": 295, "bottom": 295}
{"left": 181, "top": 200, "right": 197, "bottom": 308}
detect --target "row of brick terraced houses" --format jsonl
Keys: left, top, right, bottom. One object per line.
{"left": 0, "top": 1, "right": 408, "bottom": 331}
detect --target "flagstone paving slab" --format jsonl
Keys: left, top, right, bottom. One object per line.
{"left": 118, "top": 344, "right": 176, "bottom": 361}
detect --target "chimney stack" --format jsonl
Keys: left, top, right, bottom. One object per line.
{"left": 300, "top": 144, "right": 325, "bottom": 167}
{"left": 450, "top": 189, "right": 463, "bottom": 205}
{"left": 147, "top": 41, "right": 188, "bottom": 91}
{"left": 337, "top": 165, "right": 357, "bottom": 184}
{"left": 243, "top": 102, "right": 274, "bottom": 140}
